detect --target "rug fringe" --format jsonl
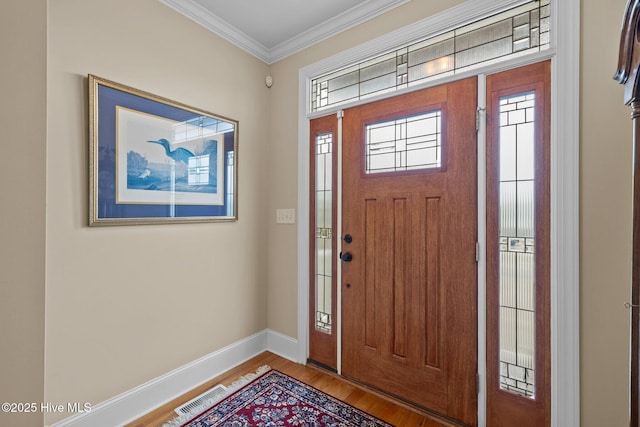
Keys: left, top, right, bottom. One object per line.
{"left": 161, "top": 365, "right": 271, "bottom": 427}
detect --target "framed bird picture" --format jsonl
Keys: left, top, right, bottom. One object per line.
{"left": 88, "top": 74, "right": 238, "bottom": 225}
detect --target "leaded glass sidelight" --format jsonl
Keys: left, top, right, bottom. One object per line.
{"left": 315, "top": 132, "right": 333, "bottom": 333}
{"left": 498, "top": 92, "right": 536, "bottom": 398}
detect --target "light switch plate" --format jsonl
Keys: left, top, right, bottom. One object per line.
{"left": 276, "top": 208, "right": 296, "bottom": 224}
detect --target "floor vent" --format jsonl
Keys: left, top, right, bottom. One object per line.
{"left": 174, "top": 384, "right": 228, "bottom": 415}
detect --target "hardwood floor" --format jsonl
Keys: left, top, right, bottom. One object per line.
{"left": 126, "top": 352, "right": 462, "bottom": 426}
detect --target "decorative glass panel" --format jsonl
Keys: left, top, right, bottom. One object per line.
{"left": 365, "top": 111, "right": 442, "bottom": 174}
{"left": 498, "top": 91, "right": 536, "bottom": 398}
{"left": 315, "top": 132, "right": 333, "bottom": 333}
{"left": 311, "top": 0, "right": 551, "bottom": 112}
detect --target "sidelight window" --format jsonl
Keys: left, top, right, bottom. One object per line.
{"left": 309, "top": 116, "right": 339, "bottom": 370}
{"left": 486, "top": 61, "right": 550, "bottom": 425}
{"left": 497, "top": 92, "right": 537, "bottom": 397}
{"left": 315, "top": 132, "right": 333, "bottom": 333}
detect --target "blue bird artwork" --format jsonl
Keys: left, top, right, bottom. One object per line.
{"left": 147, "top": 138, "right": 195, "bottom": 164}
{"left": 127, "top": 137, "right": 219, "bottom": 195}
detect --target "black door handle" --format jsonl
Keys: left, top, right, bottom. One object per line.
{"left": 340, "top": 252, "right": 353, "bottom": 262}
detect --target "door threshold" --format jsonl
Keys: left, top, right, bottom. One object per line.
{"left": 306, "top": 363, "right": 469, "bottom": 427}
{"left": 307, "top": 358, "right": 338, "bottom": 373}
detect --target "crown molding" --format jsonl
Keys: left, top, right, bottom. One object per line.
{"left": 159, "top": 0, "right": 271, "bottom": 62}
{"left": 267, "top": 0, "right": 410, "bottom": 64}
{"left": 159, "top": 0, "right": 409, "bottom": 64}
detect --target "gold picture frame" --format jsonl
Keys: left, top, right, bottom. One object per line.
{"left": 88, "top": 75, "right": 238, "bottom": 225}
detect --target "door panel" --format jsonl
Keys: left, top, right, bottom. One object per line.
{"left": 341, "top": 77, "right": 478, "bottom": 425}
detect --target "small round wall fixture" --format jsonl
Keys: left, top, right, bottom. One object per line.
{"left": 265, "top": 75, "right": 273, "bottom": 88}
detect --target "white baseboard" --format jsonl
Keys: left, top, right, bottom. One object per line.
{"left": 49, "top": 329, "right": 298, "bottom": 427}
{"left": 265, "top": 328, "right": 299, "bottom": 362}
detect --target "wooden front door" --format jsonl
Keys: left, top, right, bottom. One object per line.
{"left": 341, "top": 77, "right": 478, "bottom": 425}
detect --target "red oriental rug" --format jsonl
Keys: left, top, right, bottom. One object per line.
{"left": 165, "top": 366, "right": 394, "bottom": 427}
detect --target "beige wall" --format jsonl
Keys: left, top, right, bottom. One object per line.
{"left": 2, "top": 0, "right": 634, "bottom": 425}
{"left": 46, "top": 0, "right": 270, "bottom": 423}
{"left": 0, "top": 1, "right": 46, "bottom": 426}
{"left": 581, "top": 0, "right": 632, "bottom": 425}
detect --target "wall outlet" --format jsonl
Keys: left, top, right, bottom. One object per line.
{"left": 276, "top": 208, "right": 296, "bottom": 224}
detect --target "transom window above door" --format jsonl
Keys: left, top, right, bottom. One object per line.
{"left": 310, "top": 0, "right": 550, "bottom": 112}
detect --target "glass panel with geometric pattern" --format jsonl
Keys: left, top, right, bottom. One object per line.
{"left": 311, "top": 0, "right": 550, "bottom": 112}
{"left": 315, "top": 132, "right": 333, "bottom": 333}
{"left": 365, "top": 111, "right": 442, "bottom": 174}
{"left": 498, "top": 91, "right": 536, "bottom": 398}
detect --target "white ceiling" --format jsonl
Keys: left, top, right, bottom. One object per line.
{"left": 159, "top": 0, "right": 409, "bottom": 64}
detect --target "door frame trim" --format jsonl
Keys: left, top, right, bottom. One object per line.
{"left": 296, "top": 1, "right": 580, "bottom": 426}
{"left": 477, "top": 74, "right": 488, "bottom": 425}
